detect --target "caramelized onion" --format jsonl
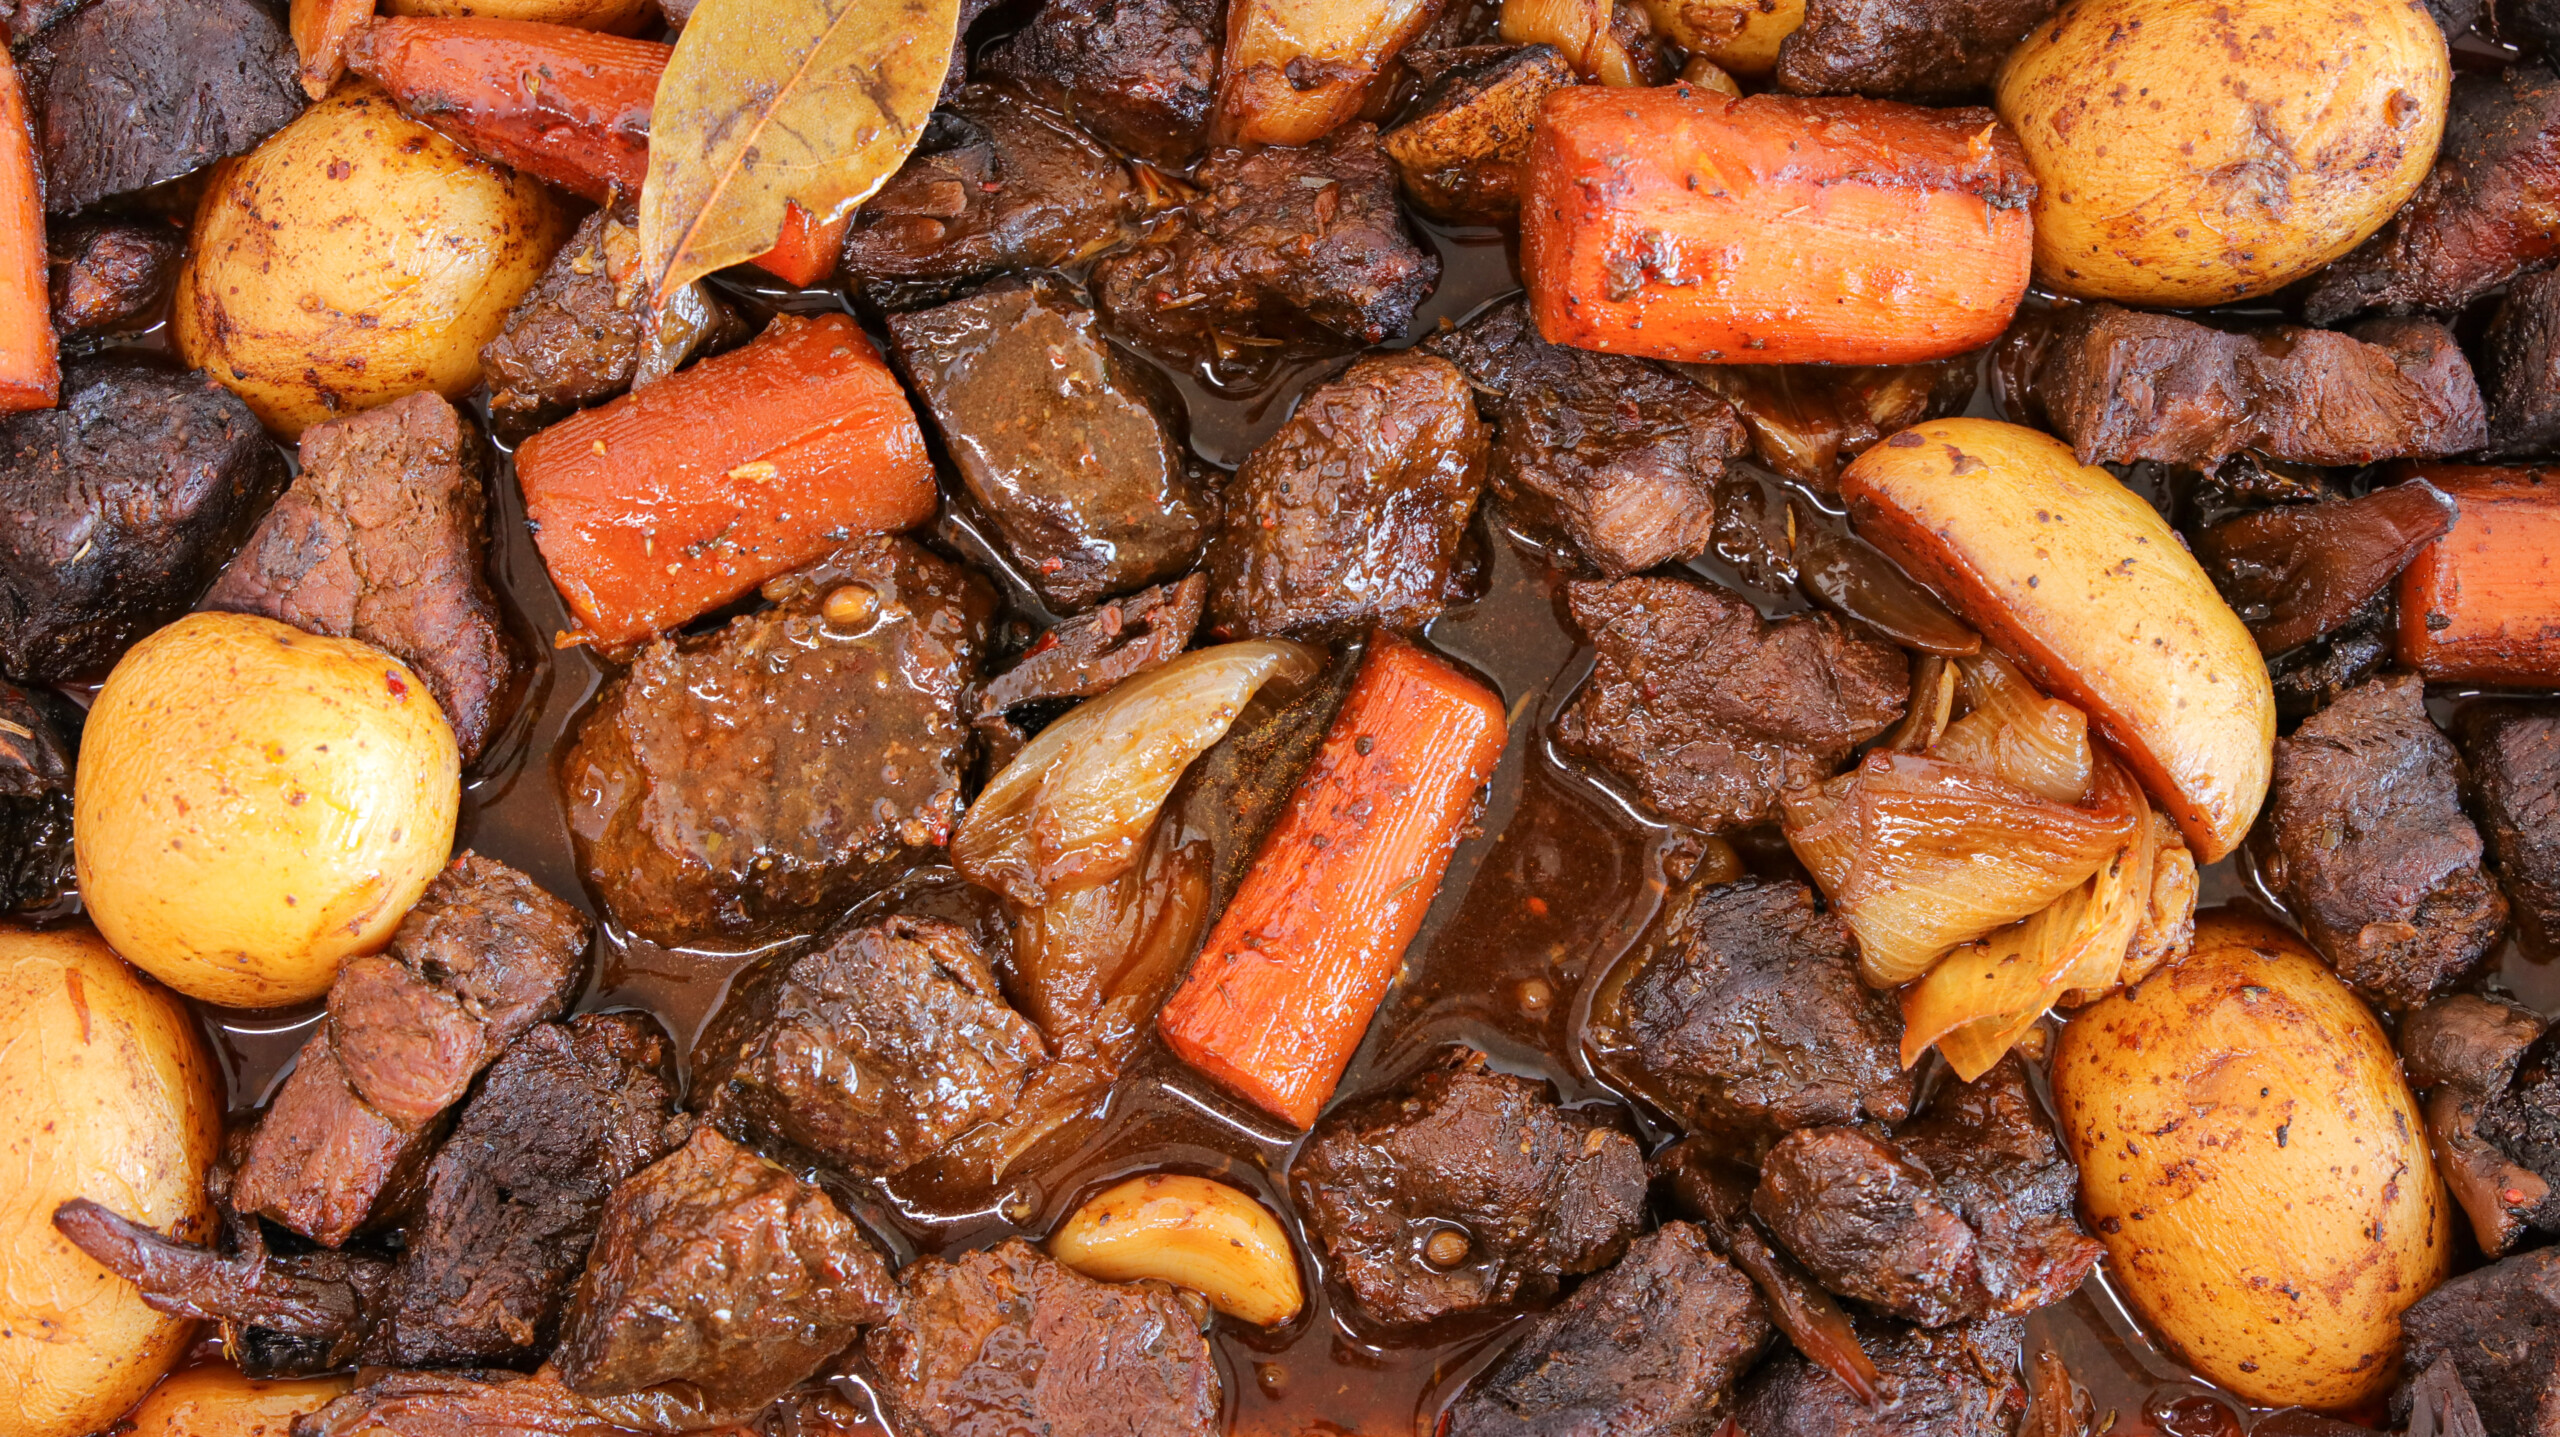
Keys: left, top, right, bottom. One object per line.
{"left": 2105, "top": 810, "right": 2198, "bottom": 998}
{"left": 1792, "top": 515, "right": 1983, "bottom": 657}
{"left": 1882, "top": 653, "right": 1957, "bottom": 753}
{"left": 1501, "top": 0, "right": 1649, "bottom": 85}
{"left": 1932, "top": 652, "right": 2093, "bottom": 803}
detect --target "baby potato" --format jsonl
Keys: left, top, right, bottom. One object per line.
{"left": 383, "top": 0, "right": 658, "bottom": 30}
{"left": 1841, "top": 419, "right": 2273, "bottom": 862}
{"left": 75, "top": 612, "right": 460, "bottom": 1009}
{"left": 1997, "top": 0, "right": 2448, "bottom": 305}
{"left": 173, "top": 82, "right": 570, "bottom": 437}
{"left": 1640, "top": 0, "right": 1803, "bottom": 77}
{"left": 121, "top": 1366, "right": 352, "bottom": 1437}
{"left": 0, "top": 926, "right": 222, "bottom": 1437}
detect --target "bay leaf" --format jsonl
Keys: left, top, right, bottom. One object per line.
{"left": 637, "top": 0, "right": 960, "bottom": 304}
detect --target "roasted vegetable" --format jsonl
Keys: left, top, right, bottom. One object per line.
{"left": 0, "top": 49, "right": 54, "bottom": 414}
{"left": 1382, "top": 45, "right": 1578, "bottom": 222}
{"left": 2396, "top": 465, "right": 2560, "bottom": 687}
{"left": 118, "top": 1368, "right": 353, "bottom": 1437}
{"left": 1217, "top": 0, "right": 1438, "bottom": 147}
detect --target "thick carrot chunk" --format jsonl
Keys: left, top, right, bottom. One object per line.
{"left": 2397, "top": 465, "right": 2560, "bottom": 686}
{"left": 0, "top": 50, "right": 54, "bottom": 413}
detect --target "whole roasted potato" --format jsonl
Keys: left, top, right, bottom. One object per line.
{"left": 383, "top": 0, "right": 657, "bottom": 30}
{"left": 121, "top": 1366, "right": 352, "bottom": 1437}
{"left": 1997, "top": 0, "right": 2448, "bottom": 305}
{"left": 2054, "top": 913, "right": 2451, "bottom": 1411}
{"left": 74, "top": 612, "right": 460, "bottom": 1009}
{"left": 173, "top": 82, "right": 570, "bottom": 437}
{"left": 0, "top": 926, "right": 221, "bottom": 1437}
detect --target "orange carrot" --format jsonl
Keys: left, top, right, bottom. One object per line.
{"left": 515, "top": 311, "right": 936, "bottom": 650}
{"left": 1521, "top": 86, "right": 2034, "bottom": 365}
{"left": 752, "top": 200, "right": 850, "bottom": 289}
{"left": 0, "top": 49, "right": 55, "bottom": 414}
{"left": 1159, "top": 632, "right": 1506, "bottom": 1128}
{"left": 290, "top": 0, "right": 377, "bottom": 99}
{"left": 2396, "top": 465, "right": 2560, "bottom": 686}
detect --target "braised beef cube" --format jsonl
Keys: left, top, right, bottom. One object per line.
{"left": 0, "top": 679, "right": 76, "bottom": 917}
{"left": 1445, "top": 1223, "right": 1770, "bottom": 1437}
{"left": 2406, "top": 993, "right": 2549, "bottom": 1093}
{"left": 0, "top": 0, "right": 87, "bottom": 42}
{"left": 2403, "top": 1357, "right": 2492, "bottom": 1437}
{"left": 2464, "top": 705, "right": 2560, "bottom": 956}
{"left": 2195, "top": 481, "right": 2456, "bottom": 656}
{"left": 2400, "top": 995, "right": 2560, "bottom": 1257}
{"left": 2269, "top": 593, "right": 2395, "bottom": 721}
{"left": 301, "top": 1367, "right": 747, "bottom": 1437}
{"left": 2394, "top": 1246, "right": 2560, "bottom": 1437}
{"left": 867, "top": 1239, "right": 1221, "bottom": 1437}
{"left": 1887, "top": 1058, "right": 2100, "bottom": 1318}
{"left": 562, "top": 536, "right": 993, "bottom": 948}
{"left": 2482, "top": 271, "right": 2560, "bottom": 459}
{"left": 889, "top": 277, "right": 1210, "bottom": 612}
{"left": 1291, "top": 1050, "right": 1647, "bottom": 1328}
{"left": 200, "top": 392, "right": 521, "bottom": 762}
{"left": 1555, "top": 575, "right": 1907, "bottom": 830}
{"left": 1774, "top": 0, "right": 2056, "bottom": 101}
{"left": 2268, "top": 674, "right": 2507, "bottom": 1009}
{"left": 47, "top": 220, "right": 181, "bottom": 343}
{"left": 33, "top": 0, "right": 300, "bottom": 214}
{"left": 1203, "top": 349, "right": 1487, "bottom": 639}
{"left": 0, "top": 361, "right": 287, "bottom": 684}
{"left": 1734, "top": 1316, "right": 2027, "bottom": 1437}
{"left": 979, "top": 574, "right": 1206, "bottom": 720}
{"left": 1382, "top": 46, "right": 1577, "bottom": 223}
{"left": 556, "top": 1125, "right": 895, "bottom": 1411}
{"left": 2482, "top": 1029, "right": 2560, "bottom": 1190}
{"left": 1093, "top": 126, "right": 1436, "bottom": 359}
{"left": 694, "top": 915, "right": 1045, "bottom": 1177}
{"left": 479, "top": 211, "right": 734, "bottom": 436}
{"left": 1595, "top": 878, "right": 1911, "bottom": 1150}
{"left": 844, "top": 85, "right": 1137, "bottom": 295}
{"left": 1753, "top": 1126, "right": 1983, "bottom": 1327}
{"left": 983, "top": 0, "right": 1222, "bottom": 167}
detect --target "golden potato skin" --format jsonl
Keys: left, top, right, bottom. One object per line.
{"left": 1640, "top": 0, "right": 1803, "bottom": 77}
{"left": 1841, "top": 419, "right": 2273, "bottom": 863}
{"left": 121, "top": 1366, "right": 353, "bottom": 1437}
{"left": 1997, "top": 0, "right": 2448, "bottom": 305}
{"left": 173, "top": 83, "right": 571, "bottom": 437}
{"left": 75, "top": 613, "right": 461, "bottom": 1009}
{"left": 2055, "top": 914, "right": 2451, "bottom": 1411}
{"left": 0, "top": 927, "right": 221, "bottom": 1437}
{"left": 383, "top": 0, "right": 656, "bottom": 30}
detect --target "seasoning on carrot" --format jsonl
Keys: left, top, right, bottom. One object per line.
{"left": 289, "top": 0, "right": 377, "bottom": 99}
{"left": 1159, "top": 631, "right": 1507, "bottom": 1129}
{"left": 2396, "top": 465, "right": 2560, "bottom": 686}
{"left": 514, "top": 310, "right": 936, "bottom": 651}
{"left": 1520, "top": 86, "right": 2035, "bottom": 365}
{"left": 0, "top": 48, "right": 55, "bottom": 414}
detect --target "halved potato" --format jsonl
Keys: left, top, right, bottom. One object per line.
{"left": 1840, "top": 418, "right": 2273, "bottom": 861}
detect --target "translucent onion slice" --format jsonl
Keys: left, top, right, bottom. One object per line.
{"left": 1501, "top": 0, "right": 1647, "bottom": 84}
{"left": 1931, "top": 651, "right": 2093, "bottom": 804}
{"left": 2103, "top": 810, "right": 2198, "bottom": 1000}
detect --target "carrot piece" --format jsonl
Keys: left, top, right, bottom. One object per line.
{"left": 346, "top": 17, "right": 662, "bottom": 202}
{"left": 514, "top": 311, "right": 937, "bottom": 650}
{"left": 291, "top": 0, "right": 377, "bottom": 99}
{"left": 1520, "top": 86, "right": 2034, "bottom": 365}
{"left": 2396, "top": 465, "right": 2560, "bottom": 686}
{"left": 747, "top": 200, "right": 847, "bottom": 288}
{"left": 1159, "top": 632, "right": 1507, "bottom": 1129}
{"left": 0, "top": 49, "right": 54, "bottom": 414}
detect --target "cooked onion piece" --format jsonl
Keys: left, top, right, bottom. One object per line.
{"left": 1931, "top": 652, "right": 2093, "bottom": 804}
{"left": 1049, "top": 1174, "right": 1304, "bottom": 1327}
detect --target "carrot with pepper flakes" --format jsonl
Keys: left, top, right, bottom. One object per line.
{"left": 1160, "top": 631, "right": 1507, "bottom": 1129}
{"left": 1521, "top": 85, "right": 2034, "bottom": 365}
{"left": 0, "top": 48, "right": 54, "bottom": 414}
{"left": 2396, "top": 465, "right": 2560, "bottom": 686}
{"left": 514, "top": 310, "right": 936, "bottom": 650}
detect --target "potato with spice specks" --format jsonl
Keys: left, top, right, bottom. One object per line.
{"left": 119, "top": 1366, "right": 353, "bottom": 1437}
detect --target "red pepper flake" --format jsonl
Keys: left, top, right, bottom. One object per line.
{"left": 1525, "top": 896, "right": 1549, "bottom": 918}
{"left": 385, "top": 671, "right": 408, "bottom": 700}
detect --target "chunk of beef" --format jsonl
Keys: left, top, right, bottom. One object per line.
{"left": 1445, "top": 1223, "right": 1771, "bottom": 1437}
{"left": 0, "top": 361, "right": 287, "bottom": 683}
{"left": 555, "top": 1126, "right": 895, "bottom": 1412}
{"left": 979, "top": 574, "right": 1206, "bottom": 721}
{"left": 2482, "top": 1028, "right": 2560, "bottom": 1192}
{"left": 0, "top": 679, "right": 76, "bottom": 917}
{"left": 1733, "top": 1316, "right": 2026, "bottom": 1437}
{"left": 1555, "top": 574, "right": 1907, "bottom": 830}
{"left": 2030, "top": 303, "right": 2486, "bottom": 468}
{"left": 1203, "top": 349, "right": 1486, "bottom": 639}
{"left": 843, "top": 85, "right": 1138, "bottom": 295}
{"left": 2404, "top": 995, "right": 2560, "bottom": 1256}
{"left": 2481, "top": 270, "right": 2560, "bottom": 460}
{"left": 2464, "top": 704, "right": 2560, "bottom": 956}
{"left": 983, "top": 0, "right": 1221, "bottom": 167}
{"left": 46, "top": 220, "right": 181, "bottom": 343}
{"left": 1093, "top": 125, "right": 1435, "bottom": 359}
{"left": 562, "top": 536, "right": 993, "bottom": 948}
{"left": 199, "top": 392, "right": 521, "bottom": 762}
{"left": 299, "top": 1367, "right": 755, "bottom": 1437}
{"left": 889, "top": 277, "right": 1210, "bottom": 612}
{"left": 1595, "top": 878, "right": 1911, "bottom": 1151}
{"left": 1753, "top": 1127, "right": 1981, "bottom": 1327}
{"left": 866, "top": 1239, "right": 1220, "bottom": 1437}
{"left": 1291, "top": 1050, "right": 1648, "bottom": 1327}
{"left": 479, "top": 212, "right": 735, "bottom": 436}
{"left": 2305, "top": 67, "right": 2560, "bottom": 322}
{"left": 2393, "top": 1246, "right": 2560, "bottom": 1437}
{"left": 1382, "top": 46, "right": 1578, "bottom": 223}
{"left": 1424, "top": 298, "right": 1748, "bottom": 575}
{"left": 2194, "top": 481, "right": 2457, "bottom": 656}
{"left": 2406, "top": 993, "right": 2549, "bottom": 1094}
{"left": 0, "top": 0, "right": 87, "bottom": 42}
{"left": 1774, "top": 0, "right": 2056, "bottom": 101}
{"left": 693, "top": 916, "right": 1045, "bottom": 1177}
{"left": 2269, "top": 592, "right": 2396, "bottom": 721}
{"left": 1873, "top": 1058, "right": 2098, "bottom": 1317}
{"left": 2267, "top": 674, "right": 2507, "bottom": 1009}
{"left": 33, "top": 0, "right": 301, "bottom": 214}
{"left": 2404, "top": 1356, "right": 2492, "bottom": 1437}
{"left": 1682, "top": 357, "right": 1977, "bottom": 504}
{"left": 232, "top": 853, "right": 591, "bottom": 1246}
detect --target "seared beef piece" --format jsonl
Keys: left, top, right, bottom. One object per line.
{"left": 300, "top": 1366, "right": 753, "bottom": 1437}
{"left": 1596, "top": 879, "right": 1911, "bottom": 1152}
{"left": 369, "top": 1014, "right": 689, "bottom": 1368}
{"left": 1683, "top": 358, "right": 1977, "bottom": 504}
{"left": 563, "top": 536, "right": 993, "bottom": 948}
{"left": 2482, "top": 1029, "right": 2560, "bottom": 1192}
{"left": 0, "top": 361, "right": 287, "bottom": 684}
{"left": 693, "top": 915, "right": 1045, "bottom": 1177}
{"left": 2405, "top": 993, "right": 2560, "bottom": 1254}
{"left": 2269, "top": 593, "right": 2396, "bottom": 721}
{"left": 1093, "top": 125, "right": 1436, "bottom": 359}
{"left": 2406, "top": 993, "right": 2550, "bottom": 1094}
{"left": 867, "top": 1239, "right": 1221, "bottom": 1437}
{"left": 46, "top": 220, "right": 181, "bottom": 343}
{"left": 1382, "top": 46, "right": 1578, "bottom": 223}
{"left": 2306, "top": 67, "right": 2560, "bottom": 323}
{"left": 200, "top": 392, "right": 521, "bottom": 762}
{"left": 33, "top": 0, "right": 300, "bottom": 214}
{"left": 843, "top": 85, "right": 1137, "bottom": 293}
{"left": 983, "top": 0, "right": 1221, "bottom": 167}
{"left": 0, "top": 0, "right": 87, "bottom": 42}
{"left": 2031, "top": 303, "right": 2487, "bottom": 468}
{"left": 1883, "top": 1058, "right": 2099, "bottom": 1317}
{"left": 2404, "top": 1357, "right": 2492, "bottom": 1437}
{"left": 1292, "top": 1050, "right": 1648, "bottom": 1328}
{"left": 0, "top": 679, "right": 76, "bottom": 917}
{"left": 479, "top": 212, "right": 735, "bottom": 435}
{"left": 2194, "top": 482, "right": 2458, "bottom": 656}
{"left": 2267, "top": 675, "right": 2508, "bottom": 1009}
{"left": 1446, "top": 1223, "right": 1769, "bottom": 1437}
{"left": 1203, "top": 349, "right": 1487, "bottom": 639}
{"left": 2393, "top": 1246, "right": 2560, "bottom": 1437}
{"left": 2464, "top": 704, "right": 2560, "bottom": 955}
{"left": 980, "top": 574, "right": 1206, "bottom": 720}
{"left": 1753, "top": 1127, "right": 1982, "bottom": 1327}
{"left": 1734, "top": 1316, "right": 2027, "bottom": 1437}
{"left": 555, "top": 1126, "right": 896, "bottom": 1412}
{"left": 1555, "top": 575, "right": 1907, "bottom": 831}
{"left": 1424, "top": 297, "right": 1748, "bottom": 575}
{"left": 2481, "top": 269, "right": 2560, "bottom": 459}
{"left": 1774, "top": 0, "right": 2055, "bottom": 101}
{"left": 889, "top": 277, "right": 1210, "bottom": 612}
{"left": 234, "top": 853, "right": 591, "bottom": 1246}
